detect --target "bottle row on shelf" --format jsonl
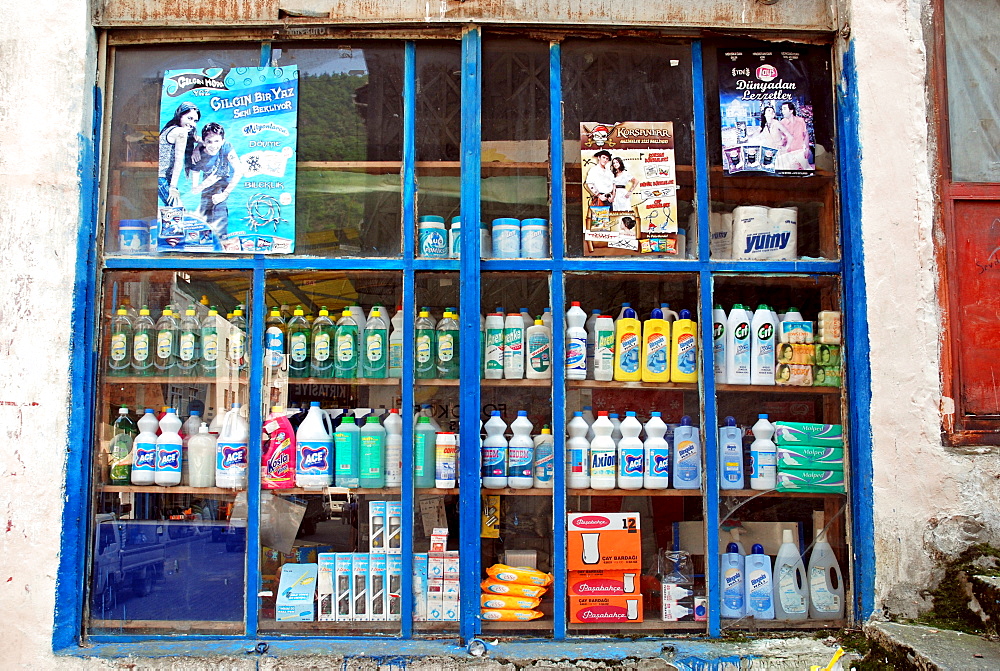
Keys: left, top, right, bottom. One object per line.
{"left": 104, "top": 400, "right": 844, "bottom": 495}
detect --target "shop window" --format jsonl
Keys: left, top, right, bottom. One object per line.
{"left": 83, "top": 31, "right": 853, "bottom": 644}
{"left": 937, "top": 0, "right": 1000, "bottom": 443}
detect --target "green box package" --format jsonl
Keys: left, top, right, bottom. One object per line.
{"left": 776, "top": 446, "right": 844, "bottom": 471}
{"left": 776, "top": 469, "right": 846, "bottom": 493}
{"left": 774, "top": 421, "right": 844, "bottom": 447}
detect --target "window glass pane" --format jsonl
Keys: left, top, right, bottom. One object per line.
{"left": 256, "top": 271, "right": 403, "bottom": 634}
{"left": 277, "top": 44, "right": 405, "bottom": 256}
{"left": 562, "top": 40, "right": 694, "bottom": 258}
{"left": 946, "top": 0, "right": 1000, "bottom": 182}
{"left": 90, "top": 270, "right": 251, "bottom": 635}
{"left": 104, "top": 46, "right": 260, "bottom": 257}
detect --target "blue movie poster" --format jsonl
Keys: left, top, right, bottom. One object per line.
{"left": 157, "top": 66, "right": 298, "bottom": 253}
{"left": 718, "top": 50, "right": 814, "bottom": 177}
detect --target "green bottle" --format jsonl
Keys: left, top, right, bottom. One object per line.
{"left": 108, "top": 306, "right": 132, "bottom": 377}
{"left": 177, "top": 305, "right": 201, "bottom": 377}
{"left": 415, "top": 310, "right": 437, "bottom": 379}
{"left": 359, "top": 415, "right": 386, "bottom": 488}
{"left": 108, "top": 406, "right": 138, "bottom": 484}
{"left": 287, "top": 306, "right": 311, "bottom": 378}
{"left": 153, "top": 305, "right": 178, "bottom": 376}
{"left": 311, "top": 307, "right": 336, "bottom": 378}
{"left": 414, "top": 416, "right": 437, "bottom": 488}
{"left": 436, "top": 308, "right": 460, "bottom": 379}
{"left": 361, "top": 307, "right": 388, "bottom": 379}
{"left": 228, "top": 307, "right": 247, "bottom": 374}
{"left": 200, "top": 306, "right": 220, "bottom": 377}
{"left": 333, "top": 309, "right": 359, "bottom": 379}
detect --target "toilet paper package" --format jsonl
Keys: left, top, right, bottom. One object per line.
{"left": 710, "top": 211, "right": 734, "bottom": 259}
{"left": 732, "top": 205, "right": 797, "bottom": 260}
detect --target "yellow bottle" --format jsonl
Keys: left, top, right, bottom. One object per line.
{"left": 613, "top": 307, "right": 642, "bottom": 381}
{"left": 670, "top": 309, "right": 698, "bottom": 383}
{"left": 641, "top": 309, "right": 671, "bottom": 382}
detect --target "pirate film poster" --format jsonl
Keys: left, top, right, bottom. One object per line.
{"left": 157, "top": 66, "right": 299, "bottom": 253}
{"left": 718, "top": 49, "right": 814, "bottom": 177}
{"left": 580, "top": 122, "right": 678, "bottom": 257}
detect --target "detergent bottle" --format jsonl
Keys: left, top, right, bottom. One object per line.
{"left": 506, "top": 411, "right": 534, "bottom": 489}
{"left": 712, "top": 304, "right": 727, "bottom": 382}
{"left": 262, "top": 406, "right": 296, "bottom": 489}
{"left": 333, "top": 415, "right": 361, "bottom": 488}
{"left": 154, "top": 408, "right": 183, "bottom": 486}
{"left": 643, "top": 412, "right": 671, "bottom": 489}
{"left": 750, "top": 304, "right": 776, "bottom": 386}
{"left": 481, "top": 411, "right": 508, "bottom": 489}
{"left": 362, "top": 307, "right": 388, "bottom": 379}
{"left": 297, "top": 402, "right": 333, "bottom": 489}
{"left": 774, "top": 529, "right": 809, "bottom": 620}
{"left": 566, "top": 412, "right": 591, "bottom": 490}
{"left": 749, "top": 414, "right": 777, "bottom": 491}
{"left": 216, "top": 403, "right": 249, "bottom": 489}
{"left": 670, "top": 309, "right": 698, "bottom": 383}
{"left": 745, "top": 544, "right": 775, "bottom": 619}
{"left": 720, "top": 542, "right": 746, "bottom": 618}
{"left": 589, "top": 412, "right": 617, "bottom": 490}
{"left": 672, "top": 416, "right": 701, "bottom": 490}
{"left": 130, "top": 408, "right": 159, "bottom": 485}
{"left": 616, "top": 411, "right": 644, "bottom": 490}
{"left": 593, "top": 316, "right": 616, "bottom": 382}
{"left": 525, "top": 318, "right": 552, "bottom": 379}
{"left": 503, "top": 312, "right": 525, "bottom": 379}
{"left": 286, "top": 306, "right": 311, "bottom": 378}
{"left": 108, "top": 307, "right": 133, "bottom": 377}
{"left": 725, "top": 304, "right": 751, "bottom": 384}
{"left": 484, "top": 311, "right": 505, "bottom": 380}
{"left": 533, "top": 427, "right": 554, "bottom": 488}
{"left": 565, "top": 302, "right": 588, "bottom": 380}
{"left": 613, "top": 306, "right": 642, "bottom": 381}
{"left": 333, "top": 309, "right": 359, "bottom": 379}
{"left": 808, "top": 528, "right": 845, "bottom": 620}
{"left": 718, "top": 416, "right": 745, "bottom": 490}
{"left": 383, "top": 409, "right": 403, "bottom": 487}
{"left": 359, "top": 415, "right": 387, "bottom": 489}
{"left": 415, "top": 310, "right": 437, "bottom": 379}
{"left": 640, "top": 308, "right": 671, "bottom": 382}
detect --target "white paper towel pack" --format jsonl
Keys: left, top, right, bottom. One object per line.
{"left": 732, "top": 205, "right": 797, "bottom": 260}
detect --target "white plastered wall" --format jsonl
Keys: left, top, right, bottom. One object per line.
{"left": 847, "top": 0, "right": 1000, "bottom": 619}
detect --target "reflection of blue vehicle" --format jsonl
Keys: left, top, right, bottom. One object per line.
{"left": 90, "top": 515, "right": 245, "bottom": 623}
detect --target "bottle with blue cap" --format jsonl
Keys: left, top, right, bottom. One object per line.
{"left": 745, "top": 544, "right": 775, "bottom": 619}
{"left": 641, "top": 306, "right": 671, "bottom": 382}
{"left": 643, "top": 411, "right": 671, "bottom": 489}
{"left": 506, "top": 411, "right": 534, "bottom": 489}
{"left": 616, "top": 411, "right": 644, "bottom": 490}
{"left": 720, "top": 542, "right": 746, "bottom": 618}
{"left": 613, "top": 305, "right": 642, "bottom": 381}
{"left": 672, "top": 415, "right": 701, "bottom": 490}
{"left": 567, "top": 411, "right": 591, "bottom": 489}
{"left": 719, "top": 416, "right": 745, "bottom": 490}
{"left": 670, "top": 309, "right": 698, "bottom": 383}
{"left": 481, "top": 411, "right": 508, "bottom": 489}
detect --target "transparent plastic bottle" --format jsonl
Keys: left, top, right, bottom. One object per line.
{"left": 153, "top": 306, "right": 178, "bottom": 375}
{"left": 188, "top": 422, "right": 217, "bottom": 488}
{"left": 334, "top": 308, "right": 360, "bottom": 379}
{"left": 199, "top": 306, "right": 220, "bottom": 377}
{"left": 108, "top": 307, "right": 132, "bottom": 377}
{"left": 177, "top": 305, "right": 201, "bottom": 377}
{"left": 415, "top": 310, "right": 437, "bottom": 379}
{"left": 108, "top": 407, "right": 137, "bottom": 485}
{"left": 227, "top": 307, "right": 247, "bottom": 374}
{"left": 131, "top": 306, "right": 155, "bottom": 377}
{"left": 436, "top": 309, "right": 460, "bottom": 379}
{"left": 286, "top": 306, "right": 311, "bottom": 378}
{"left": 310, "top": 307, "right": 336, "bottom": 378}
{"left": 264, "top": 306, "right": 287, "bottom": 373}
{"left": 362, "top": 308, "right": 389, "bottom": 379}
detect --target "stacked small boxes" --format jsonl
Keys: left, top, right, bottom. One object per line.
{"left": 774, "top": 422, "right": 845, "bottom": 493}
{"left": 567, "top": 512, "right": 643, "bottom": 623}
{"left": 315, "top": 500, "right": 403, "bottom": 622}
{"left": 776, "top": 310, "right": 842, "bottom": 388}
{"left": 413, "top": 527, "right": 460, "bottom": 621}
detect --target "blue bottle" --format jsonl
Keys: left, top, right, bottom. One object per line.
{"left": 719, "top": 416, "right": 745, "bottom": 490}
{"left": 672, "top": 415, "right": 702, "bottom": 489}
{"left": 720, "top": 542, "right": 745, "bottom": 618}
{"left": 745, "top": 544, "right": 775, "bottom": 619}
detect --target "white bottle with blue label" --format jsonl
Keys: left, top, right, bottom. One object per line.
{"left": 725, "top": 304, "right": 751, "bottom": 384}
{"left": 296, "top": 402, "right": 334, "bottom": 489}
{"left": 507, "top": 411, "right": 534, "bottom": 489}
{"left": 216, "top": 403, "right": 249, "bottom": 489}
{"left": 720, "top": 542, "right": 746, "bottom": 618}
{"left": 481, "top": 411, "right": 508, "bottom": 489}
{"left": 533, "top": 427, "right": 554, "bottom": 488}
{"left": 749, "top": 414, "right": 777, "bottom": 491}
{"left": 643, "top": 412, "right": 671, "bottom": 489}
{"left": 565, "top": 302, "right": 588, "bottom": 380}
{"left": 745, "top": 544, "right": 775, "bottom": 619}
{"left": 718, "top": 416, "right": 745, "bottom": 490}
{"left": 616, "top": 411, "right": 644, "bottom": 490}
{"left": 713, "top": 304, "right": 727, "bottom": 382}
{"left": 672, "top": 416, "right": 701, "bottom": 490}
{"left": 130, "top": 409, "right": 159, "bottom": 485}
{"left": 589, "top": 412, "right": 617, "bottom": 490}
{"left": 154, "top": 408, "right": 183, "bottom": 486}
{"left": 750, "top": 304, "right": 776, "bottom": 385}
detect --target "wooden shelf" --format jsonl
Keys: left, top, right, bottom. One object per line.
{"left": 567, "top": 619, "right": 706, "bottom": 631}
{"left": 104, "top": 375, "right": 246, "bottom": 385}
{"left": 261, "top": 619, "right": 402, "bottom": 632}
{"left": 98, "top": 485, "right": 241, "bottom": 496}
{"left": 569, "top": 380, "right": 697, "bottom": 390}
{"left": 481, "top": 619, "right": 552, "bottom": 630}
{"left": 271, "top": 487, "right": 459, "bottom": 496}
{"left": 721, "top": 489, "right": 846, "bottom": 498}
{"left": 287, "top": 377, "right": 400, "bottom": 385}
{"left": 716, "top": 383, "right": 841, "bottom": 394}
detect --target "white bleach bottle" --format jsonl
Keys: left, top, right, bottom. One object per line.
{"left": 481, "top": 411, "right": 508, "bottom": 489}
{"left": 154, "top": 408, "right": 183, "bottom": 486}
{"left": 216, "top": 403, "right": 249, "bottom": 489}
{"left": 725, "top": 304, "right": 751, "bottom": 384}
{"left": 130, "top": 409, "right": 159, "bottom": 486}
{"left": 388, "top": 306, "right": 404, "bottom": 379}
{"left": 672, "top": 416, "right": 701, "bottom": 490}
{"left": 712, "top": 304, "right": 727, "bottom": 382}
{"left": 808, "top": 528, "right": 845, "bottom": 620}
{"left": 484, "top": 311, "right": 505, "bottom": 380}
{"left": 507, "top": 411, "right": 534, "bottom": 489}
{"left": 643, "top": 412, "right": 671, "bottom": 489}
{"left": 567, "top": 411, "right": 591, "bottom": 489}
{"left": 617, "top": 411, "right": 645, "bottom": 490}
{"left": 582, "top": 405, "right": 596, "bottom": 443}
{"left": 718, "top": 416, "right": 745, "bottom": 490}
{"left": 745, "top": 544, "right": 775, "bottom": 619}
{"left": 296, "top": 402, "right": 334, "bottom": 489}
{"left": 533, "top": 427, "right": 554, "bottom": 488}
{"left": 585, "top": 309, "right": 601, "bottom": 379}
{"left": 589, "top": 411, "right": 617, "bottom": 490}
{"left": 383, "top": 408, "right": 403, "bottom": 487}
{"left": 565, "top": 302, "right": 588, "bottom": 380}
{"left": 503, "top": 312, "right": 525, "bottom": 379}
{"left": 750, "top": 304, "right": 776, "bottom": 385}
{"left": 749, "top": 414, "right": 776, "bottom": 491}
{"left": 774, "top": 529, "right": 809, "bottom": 620}
{"left": 593, "top": 316, "right": 615, "bottom": 382}
{"left": 609, "top": 413, "right": 623, "bottom": 444}
{"left": 720, "top": 542, "right": 746, "bottom": 618}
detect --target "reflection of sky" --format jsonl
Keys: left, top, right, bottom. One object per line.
{"left": 276, "top": 48, "right": 369, "bottom": 76}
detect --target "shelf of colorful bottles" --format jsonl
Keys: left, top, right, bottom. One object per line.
{"left": 414, "top": 378, "right": 699, "bottom": 389}
{"left": 715, "top": 383, "right": 841, "bottom": 395}
{"left": 565, "top": 488, "right": 703, "bottom": 497}
{"left": 269, "top": 487, "right": 460, "bottom": 496}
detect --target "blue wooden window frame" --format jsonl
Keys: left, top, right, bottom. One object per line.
{"left": 55, "top": 29, "right": 873, "bottom": 655}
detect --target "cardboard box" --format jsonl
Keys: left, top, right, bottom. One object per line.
{"left": 352, "top": 553, "right": 370, "bottom": 621}
{"left": 335, "top": 553, "right": 353, "bottom": 620}
{"left": 569, "top": 595, "right": 644, "bottom": 623}
{"left": 275, "top": 563, "right": 317, "bottom": 622}
{"left": 776, "top": 446, "right": 844, "bottom": 471}
{"left": 387, "top": 554, "right": 403, "bottom": 620}
{"left": 430, "top": 527, "right": 449, "bottom": 553}
{"left": 567, "top": 513, "right": 641, "bottom": 570}
{"left": 774, "top": 422, "right": 844, "bottom": 447}
{"left": 776, "top": 469, "right": 846, "bottom": 493}
{"left": 674, "top": 521, "right": 801, "bottom": 556}
{"left": 442, "top": 577, "right": 460, "bottom": 621}
{"left": 317, "top": 553, "right": 336, "bottom": 621}
{"left": 386, "top": 501, "right": 403, "bottom": 554}
{"left": 369, "top": 501, "right": 387, "bottom": 554}
{"left": 443, "top": 551, "right": 460, "bottom": 578}
{"left": 412, "top": 553, "right": 428, "bottom": 621}
{"left": 568, "top": 570, "right": 641, "bottom": 596}
{"left": 369, "top": 553, "right": 387, "bottom": 621}
{"left": 426, "top": 578, "right": 444, "bottom": 621}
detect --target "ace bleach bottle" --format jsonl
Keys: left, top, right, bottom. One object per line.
{"left": 296, "top": 402, "right": 333, "bottom": 489}
{"left": 216, "top": 403, "right": 249, "bottom": 489}
{"left": 617, "top": 411, "right": 644, "bottom": 490}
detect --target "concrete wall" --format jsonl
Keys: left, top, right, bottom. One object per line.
{"left": 3, "top": 0, "right": 1000, "bottom": 665}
